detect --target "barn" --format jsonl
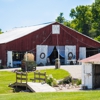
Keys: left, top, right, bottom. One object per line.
{"left": 0, "top": 22, "right": 100, "bottom": 67}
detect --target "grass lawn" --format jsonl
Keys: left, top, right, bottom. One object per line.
{"left": 0, "top": 69, "right": 100, "bottom": 100}
{"left": 0, "top": 69, "right": 70, "bottom": 94}
{"left": 0, "top": 91, "right": 100, "bottom": 100}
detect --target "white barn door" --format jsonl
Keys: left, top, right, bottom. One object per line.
{"left": 65, "top": 45, "right": 76, "bottom": 64}
{"left": 7, "top": 51, "right": 13, "bottom": 67}
{"left": 79, "top": 47, "right": 86, "bottom": 59}
{"left": 36, "top": 45, "right": 48, "bottom": 65}
{"left": 82, "top": 63, "right": 93, "bottom": 89}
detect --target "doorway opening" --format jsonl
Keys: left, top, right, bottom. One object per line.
{"left": 93, "top": 64, "right": 100, "bottom": 89}
{"left": 49, "top": 46, "right": 64, "bottom": 65}
{"left": 86, "top": 48, "right": 98, "bottom": 57}
{"left": 13, "top": 51, "right": 25, "bottom": 67}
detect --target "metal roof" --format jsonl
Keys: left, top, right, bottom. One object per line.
{"left": 79, "top": 53, "right": 100, "bottom": 64}
{"left": 0, "top": 24, "right": 48, "bottom": 44}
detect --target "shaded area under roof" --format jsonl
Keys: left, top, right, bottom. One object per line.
{"left": 79, "top": 53, "right": 100, "bottom": 64}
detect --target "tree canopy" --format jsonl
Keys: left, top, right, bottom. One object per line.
{"left": 0, "top": 29, "right": 3, "bottom": 34}
{"left": 55, "top": 0, "right": 100, "bottom": 42}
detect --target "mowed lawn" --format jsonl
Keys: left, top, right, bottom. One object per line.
{"left": 0, "top": 69, "right": 100, "bottom": 100}
{"left": 0, "top": 91, "right": 100, "bottom": 100}
{"left": 0, "top": 69, "right": 70, "bottom": 94}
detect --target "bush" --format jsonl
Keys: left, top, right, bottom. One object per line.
{"left": 72, "top": 78, "right": 81, "bottom": 85}
{"left": 76, "top": 79, "right": 81, "bottom": 85}
{"left": 21, "top": 60, "right": 36, "bottom": 71}
{"left": 59, "top": 76, "right": 72, "bottom": 84}
{"left": 46, "top": 74, "right": 58, "bottom": 87}
{"left": 63, "top": 76, "right": 72, "bottom": 84}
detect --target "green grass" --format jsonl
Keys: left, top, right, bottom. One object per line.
{"left": 39, "top": 69, "right": 70, "bottom": 80}
{"left": 0, "top": 69, "right": 100, "bottom": 100}
{"left": 0, "top": 91, "right": 100, "bottom": 100}
{"left": 0, "top": 69, "right": 70, "bottom": 94}
{"left": 0, "top": 71, "right": 15, "bottom": 94}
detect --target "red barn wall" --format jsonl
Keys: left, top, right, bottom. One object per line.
{"left": 0, "top": 22, "right": 100, "bottom": 65}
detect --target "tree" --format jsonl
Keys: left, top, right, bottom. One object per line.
{"left": 0, "top": 29, "right": 3, "bottom": 34}
{"left": 94, "top": 35, "right": 100, "bottom": 42}
{"left": 92, "top": 0, "right": 100, "bottom": 37}
{"left": 55, "top": 0, "right": 100, "bottom": 40}
{"left": 56, "top": 13, "right": 65, "bottom": 23}
{"left": 69, "top": 5, "right": 92, "bottom": 36}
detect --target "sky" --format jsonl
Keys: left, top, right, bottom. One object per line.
{"left": 0, "top": 0, "right": 95, "bottom": 32}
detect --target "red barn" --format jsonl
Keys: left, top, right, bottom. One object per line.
{"left": 0, "top": 22, "right": 100, "bottom": 67}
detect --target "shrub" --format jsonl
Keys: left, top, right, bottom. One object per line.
{"left": 59, "top": 76, "right": 72, "bottom": 84}
{"left": 46, "top": 74, "right": 58, "bottom": 87}
{"left": 21, "top": 53, "right": 36, "bottom": 71}
{"left": 72, "top": 78, "right": 81, "bottom": 85}
{"left": 21, "top": 60, "right": 36, "bottom": 71}
{"left": 76, "top": 79, "right": 81, "bottom": 85}
{"left": 63, "top": 76, "right": 72, "bottom": 84}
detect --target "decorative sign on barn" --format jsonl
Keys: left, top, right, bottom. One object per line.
{"left": 52, "top": 25, "right": 60, "bottom": 34}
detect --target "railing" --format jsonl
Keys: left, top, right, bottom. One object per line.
{"left": 16, "top": 72, "right": 28, "bottom": 84}
{"left": 30, "top": 71, "right": 46, "bottom": 83}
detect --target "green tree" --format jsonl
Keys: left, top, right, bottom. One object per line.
{"left": 56, "top": 13, "right": 65, "bottom": 23}
{"left": 0, "top": 29, "right": 3, "bottom": 34}
{"left": 92, "top": 0, "right": 100, "bottom": 37}
{"left": 69, "top": 5, "right": 92, "bottom": 36}
{"left": 94, "top": 35, "right": 100, "bottom": 42}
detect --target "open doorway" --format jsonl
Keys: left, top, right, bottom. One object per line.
{"left": 93, "top": 64, "right": 100, "bottom": 89}
{"left": 86, "top": 48, "right": 98, "bottom": 57}
{"left": 13, "top": 51, "right": 25, "bottom": 67}
{"left": 49, "top": 46, "right": 65, "bottom": 65}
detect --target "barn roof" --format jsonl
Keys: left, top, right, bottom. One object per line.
{"left": 0, "top": 22, "right": 100, "bottom": 44}
{"left": 0, "top": 23, "right": 49, "bottom": 44}
{"left": 79, "top": 53, "right": 100, "bottom": 64}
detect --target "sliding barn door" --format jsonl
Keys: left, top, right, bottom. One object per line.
{"left": 7, "top": 51, "right": 13, "bottom": 67}
{"left": 36, "top": 45, "right": 48, "bottom": 65}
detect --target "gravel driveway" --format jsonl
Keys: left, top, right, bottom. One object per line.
{"left": 37, "top": 65, "right": 82, "bottom": 79}
{"left": 0, "top": 65, "right": 82, "bottom": 79}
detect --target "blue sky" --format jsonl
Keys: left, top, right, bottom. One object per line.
{"left": 0, "top": 0, "right": 95, "bottom": 32}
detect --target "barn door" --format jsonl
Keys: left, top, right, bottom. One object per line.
{"left": 82, "top": 63, "right": 93, "bottom": 89}
{"left": 93, "top": 64, "right": 100, "bottom": 88}
{"left": 65, "top": 45, "right": 76, "bottom": 64}
{"left": 7, "top": 51, "right": 13, "bottom": 67}
{"left": 79, "top": 47, "right": 86, "bottom": 59}
{"left": 36, "top": 45, "right": 48, "bottom": 65}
